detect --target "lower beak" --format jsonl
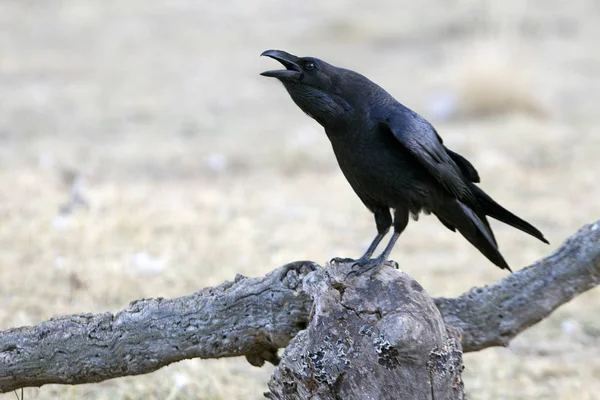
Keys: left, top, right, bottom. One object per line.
{"left": 260, "top": 49, "right": 302, "bottom": 81}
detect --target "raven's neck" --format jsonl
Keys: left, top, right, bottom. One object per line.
{"left": 323, "top": 111, "right": 374, "bottom": 146}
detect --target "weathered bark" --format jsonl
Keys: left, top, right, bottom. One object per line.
{"left": 267, "top": 261, "right": 465, "bottom": 400}
{"left": 0, "top": 220, "right": 598, "bottom": 395}
{"left": 0, "top": 261, "right": 317, "bottom": 393}
{"left": 436, "top": 220, "right": 600, "bottom": 351}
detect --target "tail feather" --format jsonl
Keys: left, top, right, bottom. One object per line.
{"left": 435, "top": 200, "right": 511, "bottom": 271}
{"left": 469, "top": 184, "right": 549, "bottom": 244}
{"left": 434, "top": 185, "right": 548, "bottom": 271}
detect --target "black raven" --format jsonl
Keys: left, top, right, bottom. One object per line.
{"left": 260, "top": 49, "right": 548, "bottom": 273}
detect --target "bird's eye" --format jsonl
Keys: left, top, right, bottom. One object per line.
{"left": 305, "top": 62, "right": 315, "bottom": 71}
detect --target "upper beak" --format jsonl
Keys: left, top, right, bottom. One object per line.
{"left": 260, "top": 49, "right": 302, "bottom": 81}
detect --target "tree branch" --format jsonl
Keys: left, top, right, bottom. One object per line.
{"left": 1, "top": 221, "right": 598, "bottom": 393}
{"left": 435, "top": 219, "right": 600, "bottom": 352}
{"left": 0, "top": 261, "right": 317, "bottom": 393}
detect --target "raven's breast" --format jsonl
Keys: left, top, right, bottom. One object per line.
{"left": 328, "top": 128, "right": 439, "bottom": 211}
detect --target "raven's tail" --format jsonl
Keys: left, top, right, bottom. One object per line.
{"left": 435, "top": 200, "right": 511, "bottom": 271}
{"left": 469, "top": 183, "right": 549, "bottom": 244}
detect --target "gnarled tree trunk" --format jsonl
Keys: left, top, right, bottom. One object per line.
{"left": 267, "top": 261, "right": 465, "bottom": 400}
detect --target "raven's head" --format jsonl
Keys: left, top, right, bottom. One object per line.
{"left": 260, "top": 49, "right": 357, "bottom": 128}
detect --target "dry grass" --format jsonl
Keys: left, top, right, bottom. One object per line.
{"left": 1, "top": 1, "right": 599, "bottom": 399}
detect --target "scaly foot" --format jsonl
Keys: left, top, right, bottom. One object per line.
{"left": 330, "top": 256, "right": 358, "bottom": 264}
{"left": 347, "top": 256, "right": 398, "bottom": 277}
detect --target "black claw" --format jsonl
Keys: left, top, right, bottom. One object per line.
{"left": 330, "top": 257, "right": 357, "bottom": 264}
{"left": 342, "top": 257, "right": 380, "bottom": 278}
{"left": 334, "top": 256, "right": 396, "bottom": 279}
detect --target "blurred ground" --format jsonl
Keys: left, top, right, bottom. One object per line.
{"left": 1, "top": 1, "right": 599, "bottom": 399}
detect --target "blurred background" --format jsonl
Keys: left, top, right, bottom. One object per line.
{"left": 0, "top": 1, "right": 599, "bottom": 399}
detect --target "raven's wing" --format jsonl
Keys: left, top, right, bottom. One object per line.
{"left": 444, "top": 147, "right": 480, "bottom": 183}
{"left": 431, "top": 126, "right": 480, "bottom": 183}
{"left": 382, "top": 108, "right": 476, "bottom": 199}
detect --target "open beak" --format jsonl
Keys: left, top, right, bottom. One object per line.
{"left": 260, "top": 49, "right": 302, "bottom": 81}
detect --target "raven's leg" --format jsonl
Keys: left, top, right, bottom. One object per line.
{"left": 377, "top": 209, "right": 409, "bottom": 262}
{"left": 331, "top": 208, "right": 391, "bottom": 264}
{"left": 355, "top": 209, "right": 409, "bottom": 274}
{"left": 359, "top": 207, "right": 392, "bottom": 260}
